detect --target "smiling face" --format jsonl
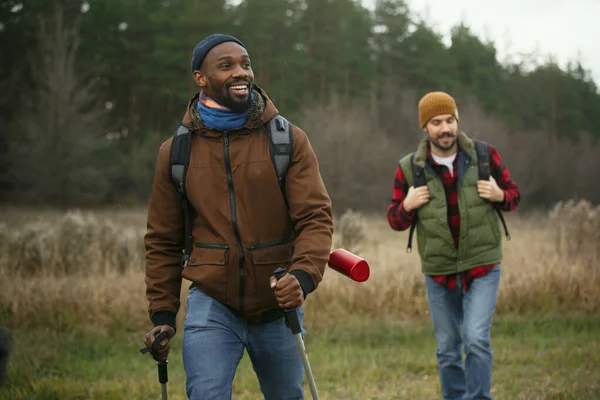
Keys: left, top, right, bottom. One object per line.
{"left": 424, "top": 113, "right": 459, "bottom": 153}
{"left": 193, "top": 41, "right": 254, "bottom": 112}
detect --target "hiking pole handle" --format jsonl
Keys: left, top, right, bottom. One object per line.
{"left": 152, "top": 331, "right": 170, "bottom": 354}
{"left": 139, "top": 330, "right": 170, "bottom": 358}
{"left": 272, "top": 267, "right": 287, "bottom": 281}
{"left": 272, "top": 268, "right": 302, "bottom": 335}
{"left": 153, "top": 331, "right": 169, "bottom": 387}
{"left": 139, "top": 331, "right": 169, "bottom": 399}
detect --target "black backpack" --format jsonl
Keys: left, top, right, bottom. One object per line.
{"left": 407, "top": 140, "right": 511, "bottom": 253}
{"left": 168, "top": 115, "right": 293, "bottom": 267}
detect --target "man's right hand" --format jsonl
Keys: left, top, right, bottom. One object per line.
{"left": 144, "top": 325, "right": 175, "bottom": 361}
{"left": 403, "top": 186, "right": 431, "bottom": 212}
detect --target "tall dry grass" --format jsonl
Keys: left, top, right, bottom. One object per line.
{"left": 0, "top": 203, "right": 598, "bottom": 333}
{"left": 312, "top": 204, "right": 600, "bottom": 326}
{"left": 0, "top": 209, "right": 145, "bottom": 277}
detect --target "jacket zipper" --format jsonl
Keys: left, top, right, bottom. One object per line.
{"left": 430, "top": 161, "right": 460, "bottom": 276}
{"left": 195, "top": 242, "right": 229, "bottom": 250}
{"left": 223, "top": 133, "right": 245, "bottom": 314}
{"left": 247, "top": 237, "right": 295, "bottom": 252}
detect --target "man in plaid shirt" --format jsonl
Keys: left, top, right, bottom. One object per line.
{"left": 387, "top": 92, "right": 520, "bottom": 400}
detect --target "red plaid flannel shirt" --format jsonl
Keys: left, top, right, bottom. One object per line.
{"left": 387, "top": 144, "right": 520, "bottom": 291}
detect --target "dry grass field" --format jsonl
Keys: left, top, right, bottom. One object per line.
{"left": 0, "top": 201, "right": 599, "bottom": 399}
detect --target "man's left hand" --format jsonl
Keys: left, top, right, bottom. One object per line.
{"left": 269, "top": 273, "right": 304, "bottom": 309}
{"left": 477, "top": 176, "right": 505, "bottom": 203}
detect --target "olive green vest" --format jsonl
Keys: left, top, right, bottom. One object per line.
{"left": 399, "top": 132, "right": 502, "bottom": 275}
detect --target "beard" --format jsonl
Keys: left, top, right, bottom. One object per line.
{"left": 431, "top": 131, "right": 457, "bottom": 151}
{"left": 208, "top": 78, "right": 253, "bottom": 113}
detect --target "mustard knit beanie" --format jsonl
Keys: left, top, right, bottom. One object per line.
{"left": 418, "top": 92, "right": 459, "bottom": 128}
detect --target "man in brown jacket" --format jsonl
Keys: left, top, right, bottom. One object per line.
{"left": 142, "top": 34, "right": 334, "bottom": 399}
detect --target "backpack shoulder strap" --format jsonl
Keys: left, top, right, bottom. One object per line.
{"left": 474, "top": 139, "right": 511, "bottom": 240}
{"left": 170, "top": 125, "right": 192, "bottom": 194}
{"left": 169, "top": 125, "right": 194, "bottom": 266}
{"left": 411, "top": 153, "right": 426, "bottom": 188}
{"left": 407, "top": 152, "right": 425, "bottom": 253}
{"left": 474, "top": 140, "right": 491, "bottom": 181}
{"left": 266, "top": 115, "right": 293, "bottom": 191}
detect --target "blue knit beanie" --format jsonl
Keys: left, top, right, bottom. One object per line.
{"left": 190, "top": 34, "right": 246, "bottom": 73}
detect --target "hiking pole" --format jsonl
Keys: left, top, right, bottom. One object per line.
{"left": 140, "top": 330, "right": 170, "bottom": 400}
{"left": 272, "top": 268, "right": 320, "bottom": 400}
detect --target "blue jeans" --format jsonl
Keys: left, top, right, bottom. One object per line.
{"left": 182, "top": 287, "right": 305, "bottom": 400}
{"left": 425, "top": 265, "right": 501, "bottom": 400}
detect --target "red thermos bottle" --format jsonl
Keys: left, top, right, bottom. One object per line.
{"left": 327, "top": 249, "right": 370, "bottom": 282}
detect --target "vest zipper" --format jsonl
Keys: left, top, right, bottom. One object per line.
{"left": 224, "top": 133, "right": 245, "bottom": 315}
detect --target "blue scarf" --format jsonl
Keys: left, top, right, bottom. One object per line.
{"left": 198, "top": 91, "right": 252, "bottom": 131}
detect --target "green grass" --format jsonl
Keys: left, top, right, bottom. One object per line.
{"left": 2, "top": 314, "right": 600, "bottom": 399}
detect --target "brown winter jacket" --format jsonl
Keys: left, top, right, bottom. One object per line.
{"left": 144, "top": 86, "right": 334, "bottom": 328}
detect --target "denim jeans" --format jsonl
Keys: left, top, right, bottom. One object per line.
{"left": 182, "top": 286, "right": 305, "bottom": 400}
{"left": 425, "top": 265, "right": 501, "bottom": 400}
